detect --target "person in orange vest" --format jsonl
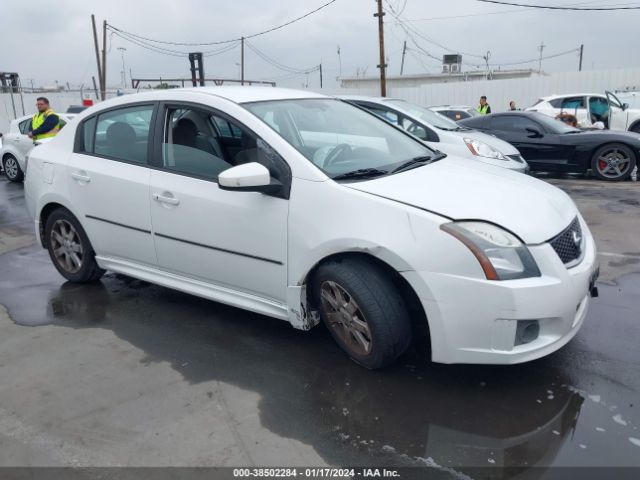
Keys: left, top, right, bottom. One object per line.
{"left": 28, "top": 97, "right": 61, "bottom": 141}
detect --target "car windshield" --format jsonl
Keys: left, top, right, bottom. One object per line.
{"left": 529, "top": 112, "right": 581, "bottom": 134}
{"left": 243, "top": 98, "right": 438, "bottom": 179}
{"left": 384, "top": 99, "right": 464, "bottom": 130}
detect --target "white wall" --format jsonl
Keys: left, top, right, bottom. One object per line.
{"left": 0, "top": 91, "right": 109, "bottom": 133}
{"left": 315, "top": 68, "right": 640, "bottom": 112}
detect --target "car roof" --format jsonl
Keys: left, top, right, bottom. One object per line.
{"left": 430, "top": 105, "right": 474, "bottom": 110}
{"left": 541, "top": 93, "right": 605, "bottom": 100}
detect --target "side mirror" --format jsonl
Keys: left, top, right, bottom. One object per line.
{"left": 218, "top": 162, "right": 282, "bottom": 195}
{"left": 525, "top": 127, "right": 543, "bottom": 138}
{"left": 623, "top": 103, "right": 629, "bottom": 111}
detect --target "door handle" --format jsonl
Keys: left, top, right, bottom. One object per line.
{"left": 152, "top": 193, "right": 180, "bottom": 206}
{"left": 71, "top": 172, "right": 91, "bottom": 183}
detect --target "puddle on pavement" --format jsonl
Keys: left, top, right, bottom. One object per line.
{"left": 1, "top": 244, "right": 640, "bottom": 473}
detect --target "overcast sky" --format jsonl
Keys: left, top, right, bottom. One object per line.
{"left": 2, "top": 0, "right": 639, "bottom": 89}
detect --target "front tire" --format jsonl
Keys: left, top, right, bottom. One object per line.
{"left": 312, "top": 258, "right": 412, "bottom": 369}
{"left": 591, "top": 143, "right": 636, "bottom": 181}
{"left": 2, "top": 155, "right": 24, "bottom": 182}
{"left": 44, "top": 208, "right": 105, "bottom": 283}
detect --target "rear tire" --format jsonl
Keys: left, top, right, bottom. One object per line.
{"left": 2, "top": 155, "right": 24, "bottom": 182}
{"left": 630, "top": 123, "right": 640, "bottom": 134}
{"left": 44, "top": 208, "right": 105, "bottom": 283}
{"left": 312, "top": 258, "right": 412, "bottom": 369}
{"left": 590, "top": 143, "right": 636, "bottom": 181}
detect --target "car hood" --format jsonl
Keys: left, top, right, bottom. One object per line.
{"left": 345, "top": 156, "right": 577, "bottom": 244}
{"left": 448, "top": 128, "right": 520, "bottom": 155}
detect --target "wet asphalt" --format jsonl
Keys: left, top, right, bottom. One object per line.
{"left": 0, "top": 174, "right": 639, "bottom": 477}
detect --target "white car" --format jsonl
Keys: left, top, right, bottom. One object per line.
{"left": 342, "top": 96, "right": 528, "bottom": 173}
{"left": 527, "top": 91, "right": 640, "bottom": 133}
{"left": 24, "top": 87, "right": 598, "bottom": 369}
{"left": 429, "top": 105, "right": 479, "bottom": 122}
{"left": 1, "top": 113, "right": 75, "bottom": 182}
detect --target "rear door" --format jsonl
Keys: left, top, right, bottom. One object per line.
{"left": 67, "top": 103, "right": 158, "bottom": 266}
{"left": 552, "top": 96, "right": 589, "bottom": 126}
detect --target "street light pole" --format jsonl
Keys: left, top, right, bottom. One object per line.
{"left": 117, "top": 47, "right": 127, "bottom": 89}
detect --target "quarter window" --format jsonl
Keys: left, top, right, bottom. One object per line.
{"left": 18, "top": 119, "right": 30, "bottom": 135}
{"left": 90, "top": 105, "right": 154, "bottom": 164}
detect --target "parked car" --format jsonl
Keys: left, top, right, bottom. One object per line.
{"left": 25, "top": 87, "right": 598, "bottom": 369}
{"left": 1, "top": 113, "right": 75, "bottom": 182}
{"left": 429, "top": 105, "right": 479, "bottom": 121}
{"left": 527, "top": 91, "right": 640, "bottom": 133}
{"left": 459, "top": 111, "right": 640, "bottom": 181}
{"left": 341, "top": 96, "right": 528, "bottom": 173}
{"left": 66, "top": 105, "right": 88, "bottom": 114}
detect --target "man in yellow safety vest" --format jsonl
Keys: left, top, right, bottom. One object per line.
{"left": 28, "top": 97, "right": 61, "bottom": 141}
{"left": 477, "top": 96, "right": 491, "bottom": 115}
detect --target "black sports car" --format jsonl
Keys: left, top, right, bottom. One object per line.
{"left": 459, "top": 111, "right": 640, "bottom": 181}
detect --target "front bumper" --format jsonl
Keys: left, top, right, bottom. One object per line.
{"left": 403, "top": 221, "right": 598, "bottom": 364}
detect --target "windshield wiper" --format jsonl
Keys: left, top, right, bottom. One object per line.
{"left": 332, "top": 168, "right": 389, "bottom": 180}
{"left": 390, "top": 155, "right": 434, "bottom": 174}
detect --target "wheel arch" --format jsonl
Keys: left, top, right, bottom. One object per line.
{"left": 626, "top": 117, "right": 640, "bottom": 132}
{"left": 39, "top": 201, "right": 80, "bottom": 248}
{"left": 298, "top": 251, "right": 431, "bottom": 358}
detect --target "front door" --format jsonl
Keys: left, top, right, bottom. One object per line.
{"left": 67, "top": 103, "right": 157, "bottom": 266}
{"left": 490, "top": 115, "right": 571, "bottom": 171}
{"left": 148, "top": 104, "right": 289, "bottom": 303}
{"left": 605, "top": 91, "right": 629, "bottom": 131}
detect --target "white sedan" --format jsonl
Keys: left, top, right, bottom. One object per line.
{"left": 1, "top": 113, "right": 74, "bottom": 182}
{"left": 342, "top": 96, "right": 528, "bottom": 173}
{"left": 24, "top": 87, "right": 598, "bottom": 369}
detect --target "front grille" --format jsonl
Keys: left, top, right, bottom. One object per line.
{"left": 549, "top": 217, "right": 583, "bottom": 266}
{"left": 507, "top": 154, "right": 525, "bottom": 163}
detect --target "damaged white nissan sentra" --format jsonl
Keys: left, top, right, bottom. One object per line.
{"left": 24, "top": 87, "right": 599, "bottom": 369}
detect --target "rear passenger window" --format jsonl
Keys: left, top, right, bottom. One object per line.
{"left": 93, "top": 105, "right": 154, "bottom": 164}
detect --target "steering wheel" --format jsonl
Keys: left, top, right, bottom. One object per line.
{"left": 323, "top": 143, "right": 353, "bottom": 168}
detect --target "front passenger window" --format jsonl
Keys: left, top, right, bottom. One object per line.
{"left": 162, "top": 108, "right": 231, "bottom": 180}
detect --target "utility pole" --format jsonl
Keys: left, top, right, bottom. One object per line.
{"left": 241, "top": 37, "right": 245, "bottom": 86}
{"left": 400, "top": 40, "right": 407, "bottom": 75}
{"left": 578, "top": 44, "right": 584, "bottom": 72}
{"left": 374, "top": 0, "right": 387, "bottom": 97}
{"left": 319, "top": 63, "right": 323, "bottom": 89}
{"left": 337, "top": 45, "right": 342, "bottom": 79}
{"left": 117, "top": 47, "right": 127, "bottom": 88}
{"left": 537, "top": 41, "right": 545, "bottom": 74}
{"left": 91, "top": 15, "right": 103, "bottom": 98}
{"left": 102, "top": 20, "right": 107, "bottom": 100}
{"left": 92, "top": 76, "right": 99, "bottom": 99}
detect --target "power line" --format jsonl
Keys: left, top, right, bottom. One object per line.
{"left": 476, "top": 0, "right": 640, "bottom": 10}
{"left": 245, "top": 41, "right": 319, "bottom": 75}
{"left": 110, "top": 28, "right": 240, "bottom": 57}
{"left": 106, "top": 0, "right": 338, "bottom": 47}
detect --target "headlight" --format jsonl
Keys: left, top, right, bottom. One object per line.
{"left": 463, "top": 138, "right": 507, "bottom": 160}
{"left": 441, "top": 221, "right": 541, "bottom": 280}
